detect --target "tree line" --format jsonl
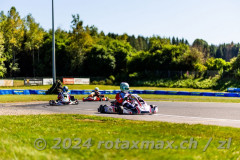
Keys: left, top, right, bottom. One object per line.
{"left": 0, "top": 7, "right": 240, "bottom": 80}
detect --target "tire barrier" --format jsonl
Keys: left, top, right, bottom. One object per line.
{"left": 227, "top": 88, "right": 240, "bottom": 92}
{"left": 0, "top": 89, "right": 46, "bottom": 95}
{"left": 1, "top": 89, "right": 240, "bottom": 98}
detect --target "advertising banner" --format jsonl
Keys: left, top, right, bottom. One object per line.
{"left": 24, "top": 79, "right": 43, "bottom": 86}
{"left": 43, "top": 78, "right": 53, "bottom": 85}
{"left": 63, "top": 78, "right": 74, "bottom": 84}
{"left": 0, "top": 80, "right": 14, "bottom": 86}
{"left": 74, "top": 78, "right": 90, "bottom": 84}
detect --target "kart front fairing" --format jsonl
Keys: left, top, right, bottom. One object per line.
{"left": 98, "top": 94, "right": 158, "bottom": 114}
{"left": 83, "top": 95, "right": 110, "bottom": 102}
{"left": 49, "top": 92, "right": 79, "bottom": 106}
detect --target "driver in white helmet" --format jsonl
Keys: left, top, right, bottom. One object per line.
{"left": 58, "top": 86, "right": 70, "bottom": 101}
{"left": 115, "top": 82, "right": 136, "bottom": 110}
{"left": 116, "top": 82, "right": 130, "bottom": 104}
{"left": 89, "top": 87, "right": 101, "bottom": 99}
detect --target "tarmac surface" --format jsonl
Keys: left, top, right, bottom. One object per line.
{"left": 1, "top": 101, "right": 240, "bottom": 128}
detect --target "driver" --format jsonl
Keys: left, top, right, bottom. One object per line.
{"left": 58, "top": 86, "right": 69, "bottom": 100}
{"left": 89, "top": 87, "right": 101, "bottom": 98}
{"left": 116, "top": 82, "right": 135, "bottom": 110}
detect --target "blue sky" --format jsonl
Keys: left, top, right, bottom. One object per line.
{"left": 1, "top": 0, "right": 240, "bottom": 45}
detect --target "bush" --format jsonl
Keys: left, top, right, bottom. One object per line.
{"left": 91, "top": 81, "right": 98, "bottom": 85}
{"left": 108, "top": 75, "right": 115, "bottom": 81}
{"left": 205, "top": 58, "right": 230, "bottom": 71}
{"left": 105, "top": 79, "right": 113, "bottom": 85}
{"left": 91, "top": 80, "right": 106, "bottom": 85}
{"left": 129, "top": 72, "right": 138, "bottom": 78}
{"left": 234, "top": 69, "right": 240, "bottom": 79}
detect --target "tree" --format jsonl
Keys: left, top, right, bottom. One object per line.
{"left": 192, "top": 39, "right": 209, "bottom": 58}
{"left": 205, "top": 57, "right": 230, "bottom": 70}
{"left": 67, "top": 14, "right": 93, "bottom": 74}
{"left": 0, "top": 32, "right": 6, "bottom": 77}
{"left": 83, "top": 45, "right": 115, "bottom": 76}
{"left": 216, "top": 46, "right": 223, "bottom": 58}
{"left": 179, "top": 48, "right": 205, "bottom": 71}
{"left": 108, "top": 39, "right": 132, "bottom": 74}
{"left": 24, "top": 14, "right": 44, "bottom": 76}
{"left": 172, "top": 37, "right": 176, "bottom": 45}
{"left": 149, "top": 36, "right": 171, "bottom": 53}
{"left": 0, "top": 7, "right": 24, "bottom": 76}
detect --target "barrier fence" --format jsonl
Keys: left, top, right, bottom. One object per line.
{"left": 227, "top": 88, "right": 240, "bottom": 92}
{"left": 0, "top": 89, "right": 240, "bottom": 98}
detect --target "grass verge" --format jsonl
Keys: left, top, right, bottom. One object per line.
{"left": 0, "top": 114, "right": 239, "bottom": 159}
{"left": 1, "top": 94, "right": 240, "bottom": 103}
{"left": 0, "top": 84, "right": 221, "bottom": 92}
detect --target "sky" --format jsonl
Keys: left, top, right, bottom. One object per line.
{"left": 1, "top": 0, "right": 240, "bottom": 45}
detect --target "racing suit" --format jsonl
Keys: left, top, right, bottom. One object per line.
{"left": 91, "top": 91, "right": 100, "bottom": 97}
{"left": 115, "top": 92, "right": 135, "bottom": 110}
{"left": 58, "top": 91, "right": 70, "bottom": 101}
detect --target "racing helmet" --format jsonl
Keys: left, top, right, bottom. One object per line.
{"left": 63, "top": 86, "right": 68, "bottom": 92}
{"left": 95, "top": 87, "right": 99, "bottom": 91}
{"left": 120, "top": 82, "right": 129, "bottom": 93}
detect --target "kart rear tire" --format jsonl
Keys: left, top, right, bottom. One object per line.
{"left": 49, "top": 100, "right": 55, "bottom": 106}
{"left": 99, "top": 105, "right": 105, "bottom": 113}
{"left": 70, "top": 96, "right": 75, "bottom": 101}
{"left": 75, "top": 100, "right": 79, "bottom": 105}
{"left": 119, "top": 106, "right": 124, "bottom": 114}
{"left": 150, "top": 105, "right": 157, "bottom": 114}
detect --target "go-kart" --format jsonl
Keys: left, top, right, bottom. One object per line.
{"left": 98, "top": 94, "right": 158, "bottom": 114}
{"left": 49, "top": 92, "right": 79, "bottom": 106}
{"left": 83, "top": 95, "right": 110, "bottom": 102}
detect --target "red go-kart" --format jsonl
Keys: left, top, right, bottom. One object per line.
{"left": 83, "top": 95, "right": 110, "bottom": 102}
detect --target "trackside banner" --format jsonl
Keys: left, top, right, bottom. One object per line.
{"left": 0, "top": 80, "right": 13, "bottom": 86}
{"left": 74, "top": 78, "right": 90, "bottom": 84}
{"left": 63, "top": 78, "right": 74, "bottom": 84}
{"left": 63, "top": 78, "right": 90, "bottom": 85}
{"left": 43, "top": 78, "right": 53, "bottom": 85}
{"left": 24, "top": 79, "right": 43, "bottom": 86}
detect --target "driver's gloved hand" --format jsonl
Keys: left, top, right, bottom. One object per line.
{"left": 123, "top": 97, "right": 128, "bottom": 101}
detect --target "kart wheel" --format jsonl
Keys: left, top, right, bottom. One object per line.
{"left": 74, "top": 100, "right": 79, "bottom": 105}
{"left": 153, "top": 106, "right": 158, "bottom": 113}
{"left": 119, "top": 106, "right": 124, "bottom": 114}
{"left": 49, "top": 100, "right": 54, "bottom": 106}
{"left": 70, "top": 96, "right": 75, "bottom": 101}
{"left": 150, "top": 105, "right": 157, "bottom": 114}
{"left": 99, "top": 105, "right": 105, "bottom": 113}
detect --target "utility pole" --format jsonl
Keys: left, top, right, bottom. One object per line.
{"left": 52, "top": 0, "right": 56, "bottom": 83}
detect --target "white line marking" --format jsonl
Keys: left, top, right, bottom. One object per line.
{"left": 154, "top": 114, "right": 240, "bottom": 122}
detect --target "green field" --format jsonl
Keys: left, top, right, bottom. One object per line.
{"left": 1, "top": 94, "right": 240, "bottom": 103}
{"left": 1, "top": 83, "right": 221, "bottom": 92}
{"left": 0, "top": 84, "right": 239, "bottom": 103}
{"left": 0, "top": 114, "right": 238, "bottom": 159}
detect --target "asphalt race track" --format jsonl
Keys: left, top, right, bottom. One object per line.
{"left": 1, "top": 101, "right": 240, "bottom": 128}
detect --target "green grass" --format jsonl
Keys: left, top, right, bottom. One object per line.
{"left": 0, "top": 114, "right": 239, "bottom": 159}
{"left": 0, "top": 84, "right": 221, "bottom": 92}
{"left": 0, "top": 84, "right": 236, "bottom": 103}
{"left": 0, "top": 95, "right": 57, "bottom": 103}
{"left": 1, "top": 94, "right": 240, "bottom": 103}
